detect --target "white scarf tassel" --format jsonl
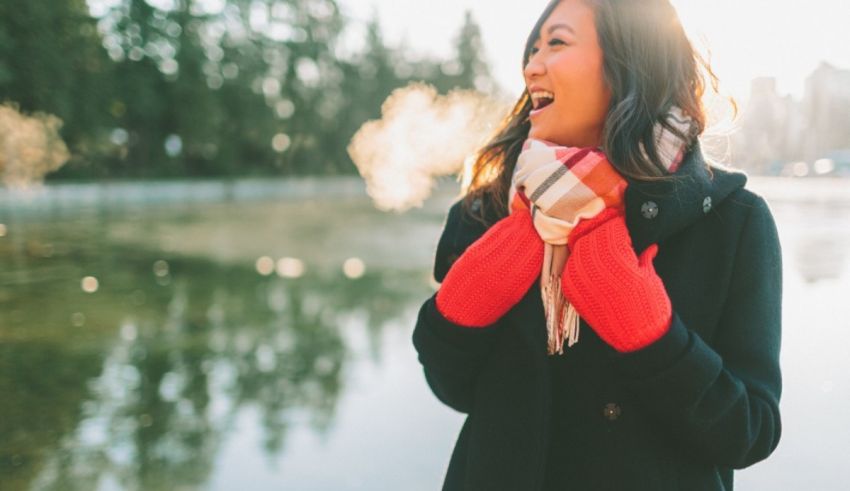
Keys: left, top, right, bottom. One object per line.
{"left": 543, "top": 273, "right": 581, "bottom": 355}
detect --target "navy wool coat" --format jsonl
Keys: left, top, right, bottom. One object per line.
{"left": 411, "top": 140, "right": 783, "bottom": 491}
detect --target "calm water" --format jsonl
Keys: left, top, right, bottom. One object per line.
{"left": 0, "top": 177, "right": 848, "bottom": 490}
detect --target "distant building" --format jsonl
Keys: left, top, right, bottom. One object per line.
{"left": 730, "top": 62, "right": 850, "bottom": 176}
{"left": 731, "top": 77, "right": 799, "bottom": 175}
{"left": 800, "top": 62, "right": 850, "bottom": 163}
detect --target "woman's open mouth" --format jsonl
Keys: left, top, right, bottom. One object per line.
{"left": 530, "top": 90, "right": 555, "bottom": 118}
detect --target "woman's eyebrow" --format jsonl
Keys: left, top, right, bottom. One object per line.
{"left": 546, "top": 23, "right": 576, "bottom": 35}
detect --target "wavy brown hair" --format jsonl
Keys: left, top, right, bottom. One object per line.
{"left": 459, "top": 0, "right": 737, "bottom": 226}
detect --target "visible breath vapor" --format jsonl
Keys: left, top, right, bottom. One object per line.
{"left": 347, "top": 83, "right": 512, "bottom": 212}
{"left": 0, "top": 104, "right": 69, "bottom": 189}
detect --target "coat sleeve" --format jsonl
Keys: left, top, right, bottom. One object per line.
{"left": 412, "top": 198, "right": 505, "bottom": 414}
{"left": 606, "top": 193, "right": 783, "bottom": 469}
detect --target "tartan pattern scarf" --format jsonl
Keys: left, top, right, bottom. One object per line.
{"left": 508, "top": 106, "right": 697, "bottom": 355}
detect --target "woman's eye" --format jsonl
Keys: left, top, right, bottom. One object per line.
{"left": 530, "top": 39, "right": 567, "bottom": 55}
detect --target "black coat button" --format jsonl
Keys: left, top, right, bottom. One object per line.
{"left": 702, "top": 196, "right": 712, "bottom": 213}
{"left": 641, "top": 201, "right": 659, "bottom": 219}
{"left": 602, "top": 402, "right": 622, "bottom": 421}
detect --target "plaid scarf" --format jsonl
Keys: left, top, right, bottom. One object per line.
{"left": 508, "top": 106, "right": 696, "bottom": 355}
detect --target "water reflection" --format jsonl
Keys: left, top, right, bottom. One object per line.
{"left": 768, "top": 198, "right": 850, "bottom": 284}
{"left": 795, "top": 236, "right": 847, "bottom": 283}
{"left": 0, "top": 219, "right": 423, "bottom": 490}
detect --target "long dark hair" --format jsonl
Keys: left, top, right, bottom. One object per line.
{"left": 460, "top": 0, "right": 737, "bottom": 226}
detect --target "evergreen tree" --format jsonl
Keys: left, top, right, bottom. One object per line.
{"left": 436, "top": 10, "right": 493, "bottom": 93}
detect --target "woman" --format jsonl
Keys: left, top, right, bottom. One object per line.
{"left": 411, "top": 0, "right": 783, "bottom": 490}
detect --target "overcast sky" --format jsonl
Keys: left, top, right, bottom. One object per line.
{"left": 340, "top": 0, "right": 850, "bottom": 102}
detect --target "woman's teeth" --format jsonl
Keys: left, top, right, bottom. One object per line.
{"left": 531, "top": 90, "right": 555, "bottom": 110}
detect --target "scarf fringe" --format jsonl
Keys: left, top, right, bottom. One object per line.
{"left": 543, "top": 273, "right": 581, "bottom": 356}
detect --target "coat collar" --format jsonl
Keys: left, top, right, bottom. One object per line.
{"left": 623, "top": 139, "right": 748, "bottom": 254}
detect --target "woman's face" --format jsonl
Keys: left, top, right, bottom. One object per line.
{"left": 524, "top": 0, "right": 611, "bottom": 148}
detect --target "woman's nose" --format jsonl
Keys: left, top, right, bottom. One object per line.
{"left": 523, "top": 56, "right": 545, "bottom": 80}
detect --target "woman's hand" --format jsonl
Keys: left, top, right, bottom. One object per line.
{"left": 561, "top": 207, "right": 673, "bottom": 352}
{"left": 435, "top": 202, "right": 544, "bottom": 328}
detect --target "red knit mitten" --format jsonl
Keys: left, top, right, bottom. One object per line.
{"left": 435, "top": 209, "right": 544, "bottom": 328}
{"left": 567, "top": 206, "right": 623, "bottom": 249}
{"left": 561, "top": 208, "right": 672, "bottom": 352}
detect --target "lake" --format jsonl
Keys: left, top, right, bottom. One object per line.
{"left": 1, "top": 176, "right": 848, "bottom": 490}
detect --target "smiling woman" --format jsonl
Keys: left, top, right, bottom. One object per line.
{"left": 524, "top": 0, "right": 611, "bottom": 148}
{"left": 412, "top": 0, "right": 783, "bottom": 490}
